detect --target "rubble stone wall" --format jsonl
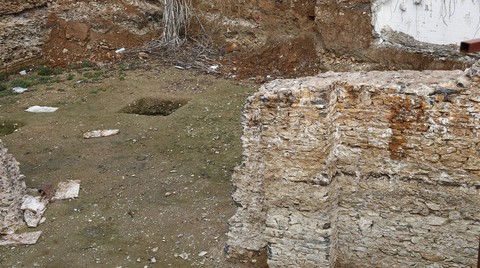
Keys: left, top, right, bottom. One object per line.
{"left": 227, "top": 70, "right": 480, "bottom": 267}
{"left": 0, "top": 1, "right": 49, "bottom": 72}
{"left": 0, "top": 140, "right": 26, "bottom": 235}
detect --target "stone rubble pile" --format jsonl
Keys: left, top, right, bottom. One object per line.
{"left": 227, "top": 68, "right": 480, "bottom": 267}
{"left": 0, "top": 139, "right": 81, "bottom": 245}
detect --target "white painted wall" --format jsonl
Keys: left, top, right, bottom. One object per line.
{"left": 373, "top": 0, "right": 480, "bottom": 45}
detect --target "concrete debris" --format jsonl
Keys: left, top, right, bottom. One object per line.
{"left": 20, "top": 196, "right": 48, "bottom": 227}
{"left": 83, "top": 129, "right": 119, "bottom": 139}
{"left": 0, "top": 231, "right": 42, "bottom": 246}
{"left": 52, "top": 180, "right": 81, "bottom": 200}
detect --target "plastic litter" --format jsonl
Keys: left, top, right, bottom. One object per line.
{"left": 115, "top": 47, "right": 126, "bottom": 53}
{"left": 25, "top": 106, "right": 58, "bottom": 113}
{"left": 19, "top": 70, "right": 27, "bottom": 75}
{"left": 175, "top": 65, "right": 192, "bottom": 70}
{"left": 12, "top": 87, "right": 28, "bottom": 93}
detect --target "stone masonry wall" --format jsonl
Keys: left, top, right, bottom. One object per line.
{"left": 226, "top": 70, "right": 480, "bottom": 267}
{"left": 0, "top": 139, "right": 27, "bottom": 235}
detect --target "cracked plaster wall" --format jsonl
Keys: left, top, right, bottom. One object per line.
{"left": 373, "top": 0, "right": 480, "bottom": 45}
{"left": 227, "top": 70, "right": 480, "bottom": 267}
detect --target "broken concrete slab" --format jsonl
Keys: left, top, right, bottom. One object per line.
{"left": 52, "top": 180, "right": 80, "bottom": 200}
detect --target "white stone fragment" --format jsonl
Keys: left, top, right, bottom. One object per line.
{"left": 21, "top": 196, "right": 48, "bottom": 228}
{"left": 21, "top": 195, "right": 47, "bottom": 213}
{"left": 83, "top": 129, "right": 119, "bottom": 139}
{"left": 426, "top": 216, "right": 448, "bottom": 226}
{"left": 25, "top": 106, "right": 58, "bottom": 113}
{"left": 198, "top": 251, "right": 208, "bottom": 257}
{"left": 24, "top": 210, "right": 42, "bottom": 227}
{"left": 0, "top": 231, "right": 42, "bottom": 246}
{"left": 52, "top": 180, "right": 81, "bottom": 200}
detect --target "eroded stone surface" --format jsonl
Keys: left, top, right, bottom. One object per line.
{"left": 0, "top": 0, "right": 162, "bottom": 71}
{"left": 227, "top": 70, "right": 480, "bottom": 267}
{"left": 0, "top": 139, "right": 27, "bottom": 235}
{"left": 0, "top": 0, "right": 47, "bottom": 15}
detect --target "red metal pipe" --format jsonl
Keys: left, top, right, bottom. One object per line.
{"left": 460, "top": 38, "right": 480, "bottom": 53}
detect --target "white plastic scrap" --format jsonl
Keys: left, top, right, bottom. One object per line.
{"left": 12, "top": 87, "right": 28, "bottom": 93}
{"left": 19, "top": 70, "right": 27, "bottom": 75}
{"left": 83, "top": 129, "right": 119, "bottom": 139}
{"left": 25, "top": 106, "right": 58, "bottom": 113}
{"left": 115, "top": 47, "right": 126, "bottom": 53}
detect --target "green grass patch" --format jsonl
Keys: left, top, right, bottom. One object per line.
{"left": 67, "top": 73, "right": 75, "bottom": 80}
{"left": 0, "top": 83, "right": 6, "bottom": 91}
{"left": 36, "top": 76, "right": 58, "bottom": 84}
{"left": 37, "top": 66, "right": 52, "bottom": 76}
{"left": 81, "top": 61, "right": 94, "bottom": 68}
{"left": 10, "top": 79, "right": 32, "bottom": 88}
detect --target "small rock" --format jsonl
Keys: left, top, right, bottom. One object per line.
{"left": 448, "top": 211, "right": 462, "bottom": 220}
{"left": 411, "top": 237, "right": 421, "bottom": 244}
{"left": 421, "top": 252, "right": 445, "bottom": 262}
{"left": 198, "top": 251, "right": 207, "bottom": 257}
{"left": 426, "top": 216, "right": 447, "bottom": 226}
{"left": 425, "top": 202, "right": 440, "bottom": 211}
{"left": 165, "top": 192, "right": 172, "bottom": 197}
{"left": 138, "top": 52, "right": 149, "bottom": 59}
{"left": 151, "top": 247, "right": 159, "bottom": 252}
{"left": 148, "top": 257, "right": 156, "bottom": 263}
{"left": 83, "top": 129, "right": 119, "bottom": 139}
{"left": 179, "top": 253, "right": 188, "bottom": 260}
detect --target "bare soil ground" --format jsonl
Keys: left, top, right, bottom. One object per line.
{"left": 0, "top": 60, "right": 257, "bottom": 267}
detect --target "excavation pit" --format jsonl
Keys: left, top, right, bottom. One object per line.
{"left": 121, "top": 97, "right": 188, "bottom": 116}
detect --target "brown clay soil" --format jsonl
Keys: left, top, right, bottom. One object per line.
{"left": 0, "top": 60, "right": 258, "bottom": 267}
